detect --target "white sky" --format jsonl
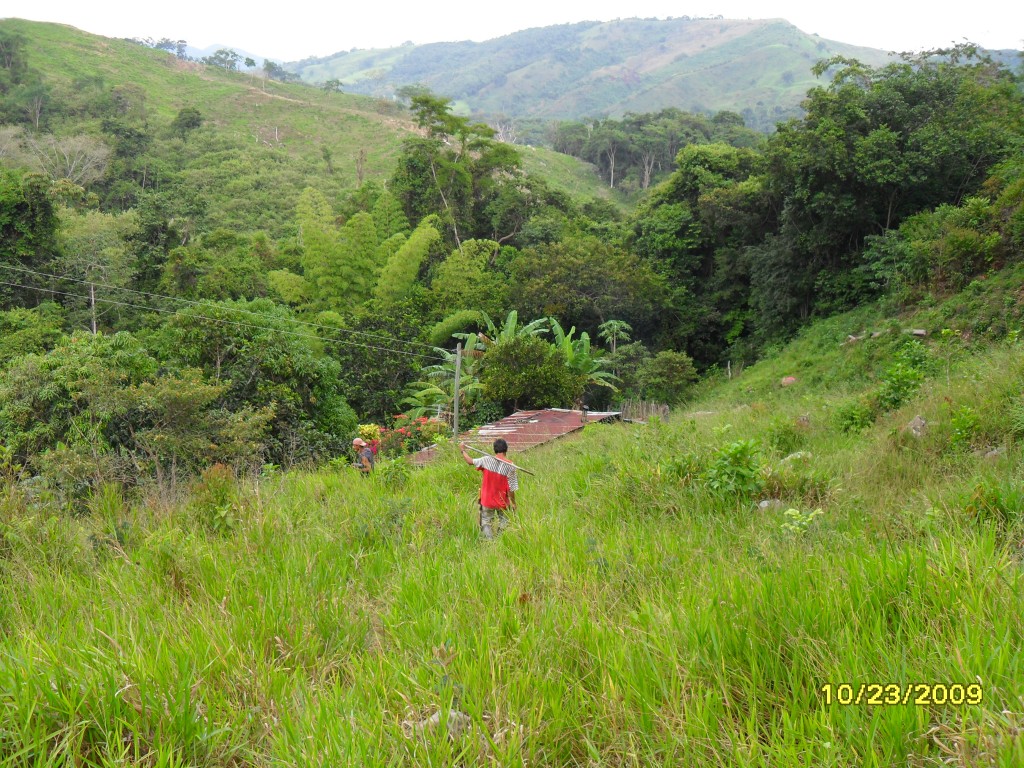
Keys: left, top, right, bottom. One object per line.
{"left": 4, "top": 1, "right": 1022, "bottom": 62}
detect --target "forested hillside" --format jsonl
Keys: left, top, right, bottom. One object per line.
{"left": 1, "top": 18, "right": 1024, "bottom": 502}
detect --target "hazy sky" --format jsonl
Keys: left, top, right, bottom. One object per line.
{"left": 4, "top": 1, "right": 1022, "bottom": 62}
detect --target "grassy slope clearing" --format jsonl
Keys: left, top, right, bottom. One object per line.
{"left": 2, "top": 279, "right": 1024, "bottom": 765}
{"left": 3, "top": 19, "right": 620, "bottom": 236}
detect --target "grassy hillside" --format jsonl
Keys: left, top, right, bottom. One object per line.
{"left": 291, "top": 17, "right": 894, "bottom": 127}
{"left": 518, "top": 145, "right": 629, "bottom": 211}
{"left": 3, "top": 271, "right": 1024, "bottom": 765}
{"left": 1, "top": 19, "right": 618, "bottom": 234}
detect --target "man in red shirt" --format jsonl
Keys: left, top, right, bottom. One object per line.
{"left": 460, "top": 439, "right": 519, "bottom": 539}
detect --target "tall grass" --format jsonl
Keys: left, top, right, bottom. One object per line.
{"left": 2, "top": 331, "right": 1024, "bottom": 765}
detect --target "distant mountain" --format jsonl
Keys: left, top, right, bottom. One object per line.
{"left": 289, "top": 17, "right": 896, "bottom": 129}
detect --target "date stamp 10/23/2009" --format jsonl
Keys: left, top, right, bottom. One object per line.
{"left": 820, "top": 683, "right": 983, "bottom": 706}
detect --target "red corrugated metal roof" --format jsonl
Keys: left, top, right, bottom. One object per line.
{"left": 409, "top": 408, "right": 620, "bottom": 464}
{"left": 467, "top": 408, "right": 619, "bottom": 451}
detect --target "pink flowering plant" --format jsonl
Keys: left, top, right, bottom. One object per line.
{"left": 377, "top": 414, "right": 448, "bottom": 456}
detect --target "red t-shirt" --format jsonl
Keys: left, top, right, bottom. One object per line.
{"left": 473, "top": 456, "right": 519, "bottom": 509}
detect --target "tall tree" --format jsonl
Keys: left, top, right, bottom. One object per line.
{"left": 761, "top": 46, "right": 1024, "bottom": 325}
{"left": 0, "top": 168, "right": 58, "bottom": 308}
{"left": 390, "top": 93, "right": 521, "bottom": 247}
{"left": 429, "top": 239, "right": 508, "bottom": 318}
{"left": 371, "top": 189, "right": 410, "bottom": 242}
{"left": 374, "top": 216, "right": 442, "bottom": 305}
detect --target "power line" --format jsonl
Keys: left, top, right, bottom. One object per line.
{"left": 0, "top": 279, "right": 445, "bottom": 362}
{"left": 0, "top": 263, "right": 444, "bottom": 355}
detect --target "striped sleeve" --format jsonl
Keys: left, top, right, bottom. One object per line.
{"left": 473, "top": 456, "right": 519, "bottom": 491}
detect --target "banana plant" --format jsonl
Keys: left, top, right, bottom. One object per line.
{"left": 400, "top": 333, "right": 486, "bottom": 421}
{"left": 453, "top": 309, "right": 549, "bottom": 356}
{"left": 549, "top": 319, "right": 619, "bottom": 391}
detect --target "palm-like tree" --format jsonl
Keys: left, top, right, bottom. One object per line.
{"left": 598, "top": 319, "right": 632, "bottom": 354}
{"left": 401, "top": 333, "right": 485, "bottom": 422}
{"left": 550, "top": 319, "right": 619, "bottom": 392}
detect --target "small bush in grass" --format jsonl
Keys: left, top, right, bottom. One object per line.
{"left": 763, "top": 462, "right": 834, "bottom": 508}
{"left": 375, "top": 459, "right": 410, "bottom": 489}
{"left": 780, "top": 506, "right": 823, "bottom": 534}
{"left": 192, "top": 463, "right": 241, "bottom": 534}
{"left": 876, "top": 361, "right": 925, "bottom": 411}
{"left": 947, "top": 404, "right": 980, "bottom": 453}
{"left": 963, "top": 477, "right": 1024, "bottom": 536}
{"left": 87, "top": 482, "right": 131, "bottom": 553}
{"left": 875, "top": 340, "right": 933, "bottom": 412}
{"left": 89, "top": 482, "right": 126, "bottom": 521}
{"left": 835, "top": 397, "right": 877, "bottom": 433}
{"left": 1007, "top": 400, "right": 1024, "bottom": 439}
{"left": 0, "top": 445, "right": 22, "bottom": 485}
{"left": 0, "top": 513, "right": 87, "bottom": 569}
{"left": 32, "top": 444, "right": 125, "bottom": 516}
{"left": 660, "top": 452, "right": 703, "bottom": 484}
{"left": 703, "top": 439, "right": 763, "bottom": 498}
{"left": 765, "top": 417, "right": 806, "bottom": 455}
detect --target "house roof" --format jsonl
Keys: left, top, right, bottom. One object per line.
{"left": 466, "top": 408, "right": 620, "bottom": 451}
{"left": 409, "top": 408, "right": 620, "bottom": 464}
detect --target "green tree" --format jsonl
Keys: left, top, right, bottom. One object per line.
{"left": 158, "top": 299, "right": 356, "bottom": 464}
{"left": 429, "top": 239, "right": 508, "bottom": 319}
{"left": 0, "top": 168, "right": 58, "bottom": 307}
{"left": 401, "top": 333, "right": 486, "bottom": 423}
{"left": 160, "top": 230, "right": 269, "bottom": 301}
{"left": 323, "top": 298, "right": 428, "bottom": 422}
{"left": 374, "top": 216, "right": 442, "bottom": 305}
{"left": 371, "top": 189, "right": 410, "bottom": 242}
{"left": 585, "top": 120, "right": 629, "bottom": 188}
{"left": 390, "top": 92, "right": 521, "bottom": 247}
{"left": 597, "top": 319, "right": 632, "bottom": 354}
{"left": 637, "top": 350, "right": 697, "bottom": 405}
{"left": 296, "top": 186, "right": 343, "bottom": 306}
{"left": 128, "top": 370, "right": 272, "bottom": 483}
{"left": 0, "top": 331, "right": 158, "bottom": 462}
{"left": 54, "top": 207, "right": 139, "bottom": 330}
{"left": 267, "top": 269, "right": 311, "bottom": 306}
{"left": 760, "top": 46, "right": 1024, "bottom": 326}
{"left": 550, "top": 319, "right": 618, "bottom": 394}
{"left": 171, "top": 106, "right": 203, "bottom": 137}
{"left": 202, "top": 49, "right": 241, "bottom": 70}
{"left": 511, "top": 235, "right": 668, "bottom": 332}
{"left": 480, "top": 334, "right": 585, "bottom": 412}
{"left": 341, "top": 211, "right": 380, "bottom": 302}
{"left": 0, "top": 29, "right": 30, "bottom": 95}
{"left": 0, "top": 302, "right": 64, "bottom": 368}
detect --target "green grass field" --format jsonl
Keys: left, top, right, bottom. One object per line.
{"left": 519, "top": 146, "right": 633, "bottom": 214}
{"left": 3, "top": 281, "right": 1024, "bottom": 765}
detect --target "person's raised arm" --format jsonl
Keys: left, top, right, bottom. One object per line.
{"left": 459, "top": 442, "right": 475, "bottom": 466}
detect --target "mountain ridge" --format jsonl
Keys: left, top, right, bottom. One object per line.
{"left": 289, "top": 17, "right": 897, "bottom": 128}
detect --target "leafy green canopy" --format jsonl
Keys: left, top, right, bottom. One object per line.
{"left": 156, "top": 298, "right": 357, "bottom": 464}
{"left": 630, "top": 46, "right": 1024, "bottom": 364}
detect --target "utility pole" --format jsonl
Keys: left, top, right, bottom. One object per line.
{"left": 452, "top": 342, "right": 462, "bottom": 439}
{"left": 90, "top": 283, "right": 97, "bottom": 335}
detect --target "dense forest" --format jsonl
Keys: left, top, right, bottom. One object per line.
{"left": 2, "top": 21, "right": 1024, "bottom": 506}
